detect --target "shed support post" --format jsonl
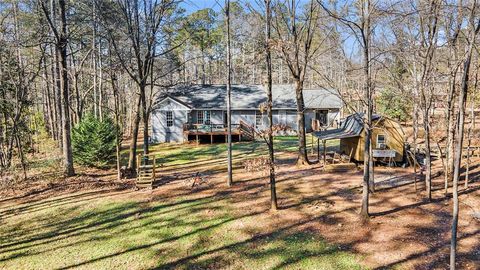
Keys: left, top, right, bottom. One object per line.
{"left": 311, "top": 134, "right": 314, "bottom": 154}
{"left": 323, "top": 140, "right": 326, "bottom": 170}
{"left": 317, "top": 138, "right": 320, "bottom": 161}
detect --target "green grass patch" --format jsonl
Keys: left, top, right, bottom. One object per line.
{"left": 136, "top": 135, "right": 339, "bottom": 168}
{"left": 0, "top": 192, "right": 364, "bottom": 269}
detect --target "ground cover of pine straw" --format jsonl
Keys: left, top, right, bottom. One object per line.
{"left": 0, "top": 140, "right": 478, "bottom": 269}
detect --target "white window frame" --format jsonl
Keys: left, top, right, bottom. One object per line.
{"left": 197, "top": 111, "right": 204, "bottom": 124}
{"left": 197, "top": 110, "right": 211, "bottom": 125}
{"left": 376, "top": 134, "right": 387, "bottom": 149}
{"left": 205, "top": 111, "right": 211, "bottom": 125}
{"left": 166, "top": 111, "right": 173, "bottom": 127}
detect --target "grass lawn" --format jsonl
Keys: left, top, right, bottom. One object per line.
{"left": 0, "top": 136, "right": 365, "bottom": 270}
{"left": 0, "top": 190, "right": 363, "bottom": 270}
{"left": 144, "top": 135, "right": 339, "bottom": 167}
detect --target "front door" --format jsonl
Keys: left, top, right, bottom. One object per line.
{"left": 316, "top": 110, "right": 328, "bottom": 126}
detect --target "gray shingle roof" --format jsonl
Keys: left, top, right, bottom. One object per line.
{"left": 158, "top": 84, "right": 342, "bottom": 110}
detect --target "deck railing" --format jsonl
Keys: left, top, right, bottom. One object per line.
{"left": 183, "top": 123, "right": 241, "bottom": 133}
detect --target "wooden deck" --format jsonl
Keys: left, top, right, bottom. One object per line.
{"left": 183, "top": 121, "right": 254, "bottom": 144}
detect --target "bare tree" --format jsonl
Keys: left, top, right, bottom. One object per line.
{"left": 265, "top": 0, "right": 278, "bottom": 210}
{"left": 319, "top": 0, "right": 377, "bottom": 219}
{"left": 225, "top": 0, "right": 233, "bottom": 186}
{"left": 450, "top": 2, "right": 480, "bottom": 267}
{"left": 100, "top": 0, "right": 177, "bottom": 173}
{"left": 416, "top": 0, "right": 440, "bottom": 201}
{"left": 39, "top": 0, "right": 75, "bottom": 176}
{"left": 272, "top": 0, "right": 319, "bottom": 165}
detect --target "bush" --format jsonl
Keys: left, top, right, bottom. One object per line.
{"left": 72, "top": 115, "right": 120, "bottom": 168}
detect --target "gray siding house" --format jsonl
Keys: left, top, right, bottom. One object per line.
{"left": 151, "top": 84, "right": 343, "bottom": 143}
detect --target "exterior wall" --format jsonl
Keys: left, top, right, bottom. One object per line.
{"left": 151, "top": 97, "right": 190, "bottom": 143}
{"left": 339, "top": 137, "right": 361, "bottom": 160}
{"left": 305, "top": 110, "right": 315, "bottom": 131}
{"left": 328, "top": 109, "right": 341, "bottom": 128}
{"left": 340, "top": 118, "right": 405, "bottom": 162}
{"left": 191, "top": 110, "right": 223, "bottom": 124}
{"left": 372, "top": 118, "right": 405, "bottom": 162}
{"left": 232, "top": 110, "right": 255, "bottom": 125}
{"left": 151, "top": 101, "right": 344, "bottom": 143}
{"left": 306, "top": 109, "right": 342, "bottom": 132}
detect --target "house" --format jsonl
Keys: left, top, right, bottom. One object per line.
{"left": 313, "top": 113, "right": 406, "bottom": 163}
{"left": 151, "top": 84, "right": 343, "bottom": 143}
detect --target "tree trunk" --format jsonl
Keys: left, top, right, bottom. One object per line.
{"left": 58, "top": 0, "right": 74, "bottom": 176}
{"left": 412, "top": 101, "right": 418, "bottom": 191}
{"left": 141, "top": 83, "right": 149, "bottom": 156}
{"left": 265, "top": 0, "right": 277, "bottom": 211}
{"left": 98, "top": 43, "right": 104, "bottom": 121}
{"left": 111, "top": 74, "right": 122, "bottom": 181}
{"left": 465, "top": 66, "right": 477, "bottom": 188}
{"left": 451, "top": 14, "right": 479, "bottom": 268}
{"left": 294, "top": 79, "right": 309, "bottom": 165}
{"left": 48, "top": 45, "right": 59, "bottom": 141}
{"left": 128, "top": 95, "right": 142, "bottom": 172}
{"left": 360, "top": 0, "right": 372, "bottom": 220}
{"left": 42, "top": 53, "right": 55, "bottom": 139}
{"left": 225, "top": 0, "right": 233, "bottom": 186}
{"left": 445, "top": 78, "right": 456, "bottom": 196}
{"left": 424, "top": 107, "right": 432, "bottom": 201}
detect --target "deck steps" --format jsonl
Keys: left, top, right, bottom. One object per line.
{"left": 136, "top": 154, "right": 158, "bottom": 189}
{"left": 239, "top": 120, "right": 255, "bottom": 141}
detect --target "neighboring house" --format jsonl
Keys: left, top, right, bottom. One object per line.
{"left": 151, "top": 84, "right": 343, "bottom": 143}
{"left": 313, "top": 113, "right": 406, "bottom": 163}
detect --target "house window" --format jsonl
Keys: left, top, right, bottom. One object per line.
{"left": 377, "top": 134, "right": 386, "bottom": 149}
{"left": 166, "top": 111, "right": 173, "bottom": 127}
{"left": 255, "top": 112, "right": 263, "bottom": 127}
{"left": 205, "top": 111, "right": 211, "bottom": 125}
{"left": 197, "top": 111, "right": 211, "bottom": 124}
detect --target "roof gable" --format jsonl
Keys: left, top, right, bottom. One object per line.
{"left": 155, "top": 96, "right": 191, "bottom": 111}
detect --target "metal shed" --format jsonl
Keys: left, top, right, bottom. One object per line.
{"left": 313, "top": 113, "right": 406, "bottom": 163}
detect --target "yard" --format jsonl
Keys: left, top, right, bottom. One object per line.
{"left": 0, "top": 136, "right": 479, "bottom": 269}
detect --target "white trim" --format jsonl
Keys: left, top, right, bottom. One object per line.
{"left": 255, "top": 111, "right": 264, "bottom": 127}
{"left": 376, "top": 134, "right": 387, "bottom": 149}
{"left": 157, "top": 96, "right": 191, "bottom": 111}
{"left": 165, "top": 111, "right": 174, "bottom": 127}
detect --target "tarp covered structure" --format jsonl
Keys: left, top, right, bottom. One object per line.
{"left": 313, "top": 113, "right": 381, "bottom": 140}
